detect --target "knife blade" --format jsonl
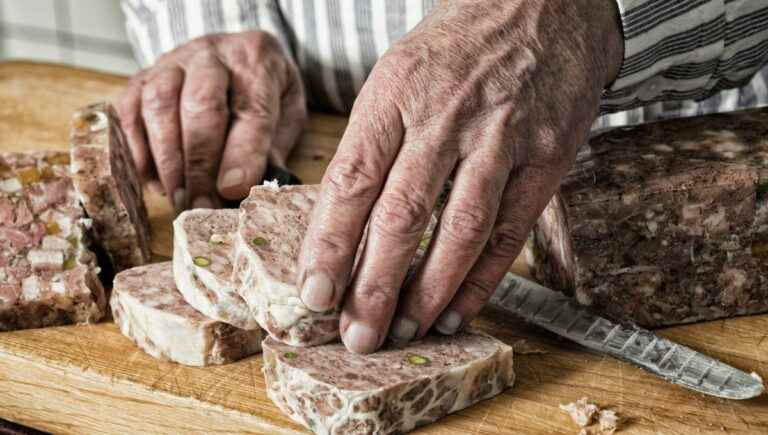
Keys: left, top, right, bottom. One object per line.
{"left": 490, "top": 273, "right": 765, "bottom": 400}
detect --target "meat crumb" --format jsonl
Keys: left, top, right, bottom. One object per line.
{"left": 513, "top": 339, "right": 548, "bottom": 355}
{"left": 560, "top": 397, "right": 598, "bottom": 427}
{"left": 598, "top": 409, "right": 619, "bottom": 434}
{"left": 560, "top": 398, "right": 621, "bottom": 434}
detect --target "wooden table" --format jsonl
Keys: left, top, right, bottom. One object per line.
{"left": 0, "top": 61, "right": 767, "bottom": 434}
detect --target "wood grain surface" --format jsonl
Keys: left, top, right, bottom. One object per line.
{"left": 0, "top": 61, "right": 766, "bottom": 435}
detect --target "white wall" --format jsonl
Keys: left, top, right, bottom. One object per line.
{"left": 0, "top": 0, "right": 139, "bottom": 75}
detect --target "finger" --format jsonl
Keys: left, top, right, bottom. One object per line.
{"left": 297, "top": 91, "right": 404, "bottom": 319}
{"left": 269, "top": 69, "right": 308, "bottom": 168}
{"left": 180, "top": 52, "right": 230, "bottom": 208}
{"left": 216, "top": 66, "right": 280, "bottom": 200}
{"left": 438, "top": 165, "right": 562, "bottom": 333}
{"left": 117, "top": 71, "right": 162, "bottom": 194}
{"left": 392, "top": 146, "right": 510, "bottom": 340}
{"left": 339, "top": 129, "right": 458, "bottom": 353}
{"left": 141, "top": 65, "right": 186, "bottom": 210}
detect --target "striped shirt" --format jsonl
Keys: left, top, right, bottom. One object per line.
{"left": 122, "top": 0, "right": 768, "bottom": 130}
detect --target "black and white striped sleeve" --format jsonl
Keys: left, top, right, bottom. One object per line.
{"left": 601, "top": 0, "right": 768, "bottom": 113}
{"left": 121, "top": 0, "right": 293, "bottom": 68}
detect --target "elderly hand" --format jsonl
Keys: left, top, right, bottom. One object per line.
{"left": 298, "top": 0, "right": 624, "bottom": 353}
{"left": 119, "top": 31, "right": 307, "bottom": 211}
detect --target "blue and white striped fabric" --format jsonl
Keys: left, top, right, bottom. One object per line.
{"left": 122, "top": 0, "right": 768, "bottom": 130}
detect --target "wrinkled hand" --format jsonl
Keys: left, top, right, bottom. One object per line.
{"left": 298, "top": 0, "right": 624, "bottom": 353}
{"left": 119, "top": 31, "right": 307, "bottom": 210}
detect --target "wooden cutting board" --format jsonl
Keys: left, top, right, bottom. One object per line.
{"left": 0, "top": 61, "right": 766, "bottom": 435}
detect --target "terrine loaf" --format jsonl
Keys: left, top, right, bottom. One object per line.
{"left": 234, "top": 183, "right": 340, "bottom": 346}
{"left": 527, "top": 108, "right": 768, "bottom": 327}
{"left": 0, "top": 151, "right": 106, "bottom": 331}
{"left": 70, "top": 102, "right": 151, "bottom": 271}
{"left": 172, "top": 208, "right": 258, "bottom": 330}
{"left": 263, "top": 330, "right": 514, "bottom": 434}
{"left": 111, "top": 262, "right": 262, "bottom": 366}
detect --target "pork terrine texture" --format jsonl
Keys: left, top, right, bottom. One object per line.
{"left": 234, "top": 183, "right": 340, "bottom": 346}
{"left": 527, "top": 108, "right": 768, "bottom": 327}
{"left": 0, "top": 151, "right": 106, "bottom": 331}
{"left": 172, "top": 208, "right": 257, "bottom": 330}
{"left": 111, "top": 262, "right": 261, "bottom": 366}
{"left": 262, "top": 330, "right": 514, "bottom": 434}
{"left": 70, "top": 102, "right": 151, "bottom": 271}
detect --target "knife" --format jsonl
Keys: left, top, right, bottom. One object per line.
{"left": 490, "top": 273, "right": 765, "bottom": 400}
{"left": 264, "top": 164, "right": 302, "bottom": 186}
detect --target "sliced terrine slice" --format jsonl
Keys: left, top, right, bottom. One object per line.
{"left": 262, "top": 330, "right": 514, "bottom": 434}
{"left": 172, "top": 208, "right": 257, "bottom": 330}
{"left": 233, "top": 183, "right": 340, "bottom": 346}
{"left": 0, "top": 151, "right": 106, "bottom": 331}
{"left": 70, "top": 102, "right": 151, "bottom": 271}
{"left": 111, "top": 262, "right": 262, "bottom": 366}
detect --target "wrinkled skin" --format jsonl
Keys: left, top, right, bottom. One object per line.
{"left": 118, "top": 32, "right": 307, "bottom": 211}
{"left": 297, "top": 0, "right": 624, "bottom": 353}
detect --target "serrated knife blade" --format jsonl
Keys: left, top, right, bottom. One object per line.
{"left": 490, "top": 273, "right": 765, "bottom": 400}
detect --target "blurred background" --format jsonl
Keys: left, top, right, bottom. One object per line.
{"left": 0, "top": 0, "right": 138, "bottom": 75}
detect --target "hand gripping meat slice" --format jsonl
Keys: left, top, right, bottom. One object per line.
{"left": 262, "top": 330, "right": 514, "bottom": 434}
{"left": 70, "top": 102, "right": 151, "bottom": 271}
{"left": 234, "top": 182, "right": 439, "bottom": 347}
{"left": 172, "top": 208, "right": 258, "bottom": 330}
{"left": 111, "top": 262, "right": 262, "bottom": 366}
{"left": 0, "top": 151, "right": 106, "bottom": 331}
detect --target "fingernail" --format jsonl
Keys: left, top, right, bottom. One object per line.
{"left": 300, "top": 273, "right": 335, "bottom": 312}
{"left": 192, "top": 196, "right": 214, "bottom": 209}
{"left": 219, "top": 167, "right": 245, "bottom": 190}
{"left": 147, "top": 180, "right": 164, "bottom": 195}
{"left": 435, "top": 310, "right": 462, "bottom": 335}
{"left": 389, "top": 316, "right": 418, "bottom": 343}
{"left": 173, "top": 188, "right": 186, "bottom": 212}
{"left": 343, "top": 322, "right": 380, "bottom": 354}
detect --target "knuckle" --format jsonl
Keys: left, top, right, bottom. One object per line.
{"left": 324, "top": 157, "right": 381, "bottom": 204}
{"left": 485, "top": 222, "right": 526, "bottom": 259}
{"left": 372, "top": 191, "right": 430, "bottom": 239}
{"left": 313, "top": 231, "right": 357, "bottom": 260}
{"left": 142, "top": 77, "right": 180, "bottom": 111}
{"left": 153, "top": 148, "right": 182, "bottom": 174}
{"left": 185, "top": 147, "right": 217, "bottom": 172}
{"left": 230, "top": 91, "right": 275, "bottom": 122}
{"left": 440, "top": 203, "right": 495, "bottom": 244}
{"left": 184, "top": 35, "right": 216, "bottom": 52}
{"left": 460, "top": 278, "right": 496, "bottom": 307}
{"left": 354, "top": 284, "right": 398, "bottom": 309}
{"left": 182, "top": 85, "right": 227, "bottom": 117}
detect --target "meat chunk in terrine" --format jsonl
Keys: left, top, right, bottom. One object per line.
{"left": 111, "top": 262, "right": 262, "bottom": 366}
{"left": 262, "top": 330, "right": 514, "bottom": 434}
{"left": 70, "top": 102, "right": 151, "bottom": 271}
{"left": 0, "top": 151, "right": 106, "bottom": 331}
{"left": 527, "top": 107, "right": 768, "bottom": 327}
{"left": 233, "top": 183, "right": 340, "bottom": 346}
{"left": 173, "top": 209, "right": 257, "bottom": 330}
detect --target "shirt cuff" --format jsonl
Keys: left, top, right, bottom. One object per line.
{"left": 600, "top": 0, "right": 726, "bottom": 113}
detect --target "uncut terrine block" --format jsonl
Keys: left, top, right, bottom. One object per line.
{"left": 262, "top": 330, "right": 514, "bottom": 435}
{"left": 111, "top": 262, "right": 262, "bottom": 366}
{"left": 172, "top": 208, "right": 258, "bottom": 330}
{"left": 234, "top": 183, "right": 340, "bottom": 347}
{"left": 0, "top": 151, "right": 106, "bottom": 331}
{"left": 70, "top": 102, "right": 151, "bottom": 271}
{"left": 527, "top": 107, "right": 768, "bottom": 327}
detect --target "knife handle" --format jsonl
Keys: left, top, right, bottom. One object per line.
{"left": 264, "top": 163, "right": 302, "bottom": 186}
